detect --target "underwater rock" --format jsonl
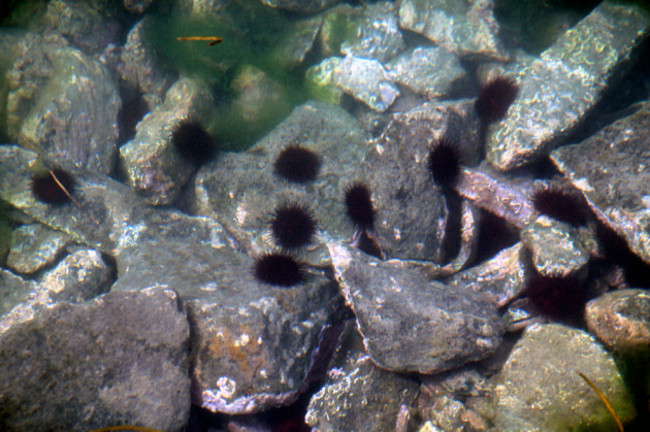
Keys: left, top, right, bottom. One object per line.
{"left": 306, "top": 327, "right": 419, "bottom": 432}
{"left": 329, "top": 243, "right": 504, "bottom": 374}
{"left": 585, "top": 288, "right": 650, "bottom": 354}
{"left": 317, "top": 4, "right": 362, "bottom": 57}
{"left": 446, "top": 242, "right": 527, "bottom": 307}
{"left": 231, "top": 64, "right": 286, "bottom": 124}
{"left": 551, "top": 101, "right": 650, "bottom": 264}
{"left": 520, "top": 216, "right": 590, "bottom": 278}
{"left": 0, "top": 288, "right": 190, "bottom": 431}
{"left": 273, "top": 15, "right": 323, "bottom": 69}
{"left": 0, "top": 248, "right": 112, "bottom": 335}
{"left": 493, "top": 323, "right": 635, "bottom": 431}
{"left": 0, "top": 269, "right": 38, "bottom": 323}
{"left": 6, "top": 223, "right": 72, "bottom": 275}
{"left": 119, "top": 17, "right": 176, "bottom": 101}
{"left": 332, "top": 55, "right": 399, "bottom": 112}
{"left": 487, "top": 1, "right": 650, "bottom": 171}
{"left": 399, "top": 0, "right": 508, "bottom": 61}
{"left": 18, "top": 46, "right": 120, "bottom": 174}
{"left": 194, "top": 100, "right": 369, "bottom": 264}
{"left": 305, "top": 57, "right": 344, "bottom": 105}
{"left": 340, "top": 1, "right": 405, "bottom": 64}
{"left": 260, "top": 0, "right": 339, "bottom": 14}
{"left": 123, "top": 0, "right": 155, "bottom": 14}
{"left": 120, "top": 76, "right": 214, "bottom": 205}
{"left": 387, "top": 47, "right": 466, "bottom": 101}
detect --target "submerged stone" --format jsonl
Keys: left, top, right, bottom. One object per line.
{"left": 332, "top": 55, "right": 399, "bottom": 112}
{"left": 6, "top": 223, "right": 72, "bottom": 275}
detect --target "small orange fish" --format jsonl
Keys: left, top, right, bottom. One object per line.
{"left": 176, "top": 36, "right": 223, "bottom": 46}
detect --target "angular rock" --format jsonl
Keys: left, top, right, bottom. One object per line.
{"left": 259, "top": 0, "right": 339, "bottom": 14}
{"left": 119, "top": 77, "right": 214, "bottom": 205}
{"left": 317, "top": 4, "right": 362, "bottom": 57}
{"left": 0, "top": 269, "right": 38, "bottom": 320}
{"left": 585, "top": 288, "right": 650, "bottom": 353}
{"left": 18, "top": 46, "right": 121, "bottom": 174}
{"left": 329, "top": 243, "right": 504, "bottom": 373}
{"left": 305, "top": 57, "right": 344, "bottom": 105}
{"left": 332, "top": 55, "right": 399, "bottom": 112}
{"left": 6, "top": 223, "right": 72, "bottom": 275}
{"left": 387, "top": 47, "right": 466, "bottom": 101}
{"left": 488, "top": 1, "right": 650, "bottom": 171}
{"left": 399, "top": 0, "right": 508, "bottom": 61}
{"left": 493, "top": 323, "right": 635, "bottom": 431}
{"left": 550, "top": 102, "right": 650, "bottom": 264}
{"left": 273, "top": 15, "right": 323, "bottom": 69}
{"left": 0, "top": 288, "right": 190, "bottom": 431}
{"left": 340, "top": 1, "right": 405, "bottom": 64}
{"left": 520, "top": 215, "right": 590, "bottom": 278}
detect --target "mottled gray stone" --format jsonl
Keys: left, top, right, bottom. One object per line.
{"left": 273, "top": 15, "right": 323, "bottom": 69}
{"left": 488, "top": 1, "right": 650, "bottom": 171}
{"left": 399, "top": 0, "right": 507, "bottom": 60}
{"left": 119, "top": 18, "right": 176, "bottom": 100}
{"left": 260, "top": 0, "right": 339, "bottom": 14}
{"left": 0, "top": 269, "right": 38, "bottom": 319}
{"left": 333, "top": 55, "right": 399, "bottom": 112}
{"left": 447, "top": 242, "right": 527, "bottom": 307}
{"left": 317, "top": 4, "right": 362, "bottom": 57}
{"left": 340, "top": 1, "right": 405, "bottom": 64}
{"left": 585, "top": 289, "right": 650, "bottom": 353}
{"left": 0, "top": 288, "right": 190, "bottom": 432}
{"left": 18, "top": 46, "right": 120, "bottom": 174}
{"left": 306, "top": 334, "right": 418, "bottom": 432}
{"left": 521, "top": 215, "right": 590, "bottom": 278}
{"left": 305, "top": 57, "right": 344, "bottom": 105}
{"left": 329, "top": 243, "right": 504, "bottom": 373}
{"left": 493, "top": 323, "right": 635, "bottom": 432}
{"left": 194, "top": 100, "right": 369, "bottom": 264}
{"left": 550, "top": 102, "right": 650, "bottom": 264}
{"left": 6, "top": 224, "right": 72, "bottom": 275}
{"left": 119, "top": 77, "right": 214, "bottom": 205}
{"left": 1, "top": 248, "right": 112, "bottom": 334}
{"left": 387, "top": 47, "right": 466, "bottom": 101}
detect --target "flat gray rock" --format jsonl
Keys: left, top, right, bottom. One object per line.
{"left": 493, "top": 323, "right": 635, "bottom": 431}
{"left": 333, "top": 55, "right": 399, "bottom": 112}
{"left": 0, "top": 288, "right": 191, "bottom": 432}
{"left": 550, "top": 102, "right": 650, "bottom": 264}
{"left": 6, "top": 223, "right": 72, "bottom": 275}
{"left": 329, "top": 243, "right": 504, "bottom": 374}
{"left": 487, "top": 1, "right": 650, "bottom": 171}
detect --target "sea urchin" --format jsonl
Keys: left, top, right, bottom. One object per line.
{"left": 171, "top": 118, "right": 216, "bottom": 166}
{"left": 428, "top": 137, "right": 461, "bottom": 187}
{"left": 475, "top": 76, "right": 519, "bottom": 123}
{"left": 271, "top": 202, "right": 317, "bottom": 250}
{"left": 274, "top": 144, "right": 321, "bottom": 183}
{"left": 253, "top": 252, "right": 305, "bottom": 287}
{"left": 532, "top": 184, "right": 588, "bottom": 227}
{"left": 344, "top": 182, "right": 375, "bottom": 230}
{"left": 31, "top": 168, "right": 76, "bottom": 206}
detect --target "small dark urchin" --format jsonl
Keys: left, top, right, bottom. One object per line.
{"left": 526, "top": 273, "right": 587, "bottom": 322}
{"left": 171, "top": 118, "right": 216, "bottom": 166}
{"left": 31, "top": 168, "right": 75, "bottom": 205}
{"left": 532, "top": 185, "right": 588, "bottom": 227}
{"left": 344, "top": 182, "right": 375, "bottom": 230}
{"left": 475, "top": 76, "right": 519, "bottom": 123}
{"left": 274, "top": 144, "right": 321, "bottom": 183}
{"left": 253, "top": 252, "right": 305, "bottom": 287}
{"left": 428, "top": 137, "right": 461, "bottom": 187}
{"left": 271, "top": 202, "right": 317, "bottom": 250}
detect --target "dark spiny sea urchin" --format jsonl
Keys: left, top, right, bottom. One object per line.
{"left": 274, "top": 144, "right": 321, "bottom": 183}
{"left": 271, "top": 202, "right": 317, "bottom": 250}
{"left": 31, "top": 168, "right": 76, "bottom": 206}
{"left": 475, "top": 76, "right": 519, "bottom": 123}
{"left": 532, "top": 184, "right": 589, "bottom": 227}
{"left": 525, "top": 273, "right": 588, "bottom": 323}
{"left": 253, "top": 252, "right": 305, "bottom": 287}
{"left": 171, "top": 118, "right": 216, "bottom": 166}
{"left": 344, "top": 182, "right": 375, "bottom": 230}
{"left": 428, "top": 137, "right": 462, "bottom": 187}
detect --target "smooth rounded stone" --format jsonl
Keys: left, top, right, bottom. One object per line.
{"left": 6, "top": 223, "right": 72, "bottom": 275}
{"left": 306, "top": 327, "right": 419, "bottom": 432}
{"left": 387, "top": 46, "right": 466, "bottom": 101}
{"left": 446, "top": 242, "right": 527, "bottom": 307}
{"left": 194, "top": 100, "right": 369, "bottom": 265}
{"left": 398, "top": 0, "right": 508, "bottom": 61}
{"left": 520, "top": 216, "right": 590, "bottom": 278}
{"left": 332, "top": 55, "right": 399, "bottom": 112}
{"left": 363, "top": 100, "right": 480, "bottom": 261}
{"left": 551, "top": 102, "right": 650, "bottom": 265}
{"left": 329, "top": 243, "right": 504, "bottom": 374}
{"left": 487, "top": 1, "right": 650, "bottom": 171}
{"left": 1, "top": 248, "right": 113, "bottom": 335}
{"left": 118, "top": 17, "right": 175, "bottom": 100}
{"left": 259, "top": 0, "right": 339, "bottom": 14}
{"left": 493, "top": 323, "right": 635, "bottom": 432}
{"left": 119, "top": 76, "right": 214, "bottom": 205}
{"left": 18, "top": 46, "right": 121, "bottom": 174}
{"left": 0, "top": 288, "right": 190, "bottom": 432}
{"left": 340, "top": 1, "right": 405, "bottom": 64}
{"left": 585, "top": 289, "right": 650, "bottom": 353}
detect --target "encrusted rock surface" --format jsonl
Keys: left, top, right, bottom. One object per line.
{"left": 493, "top": 323, "right": 635, "bottom": 431}
{"left": 332, "top": 55, "right": 399, "bottom": 112}
{"left": 6, "top": 223, "right": 72, "bottom": 275}
{"left": 0, "top": 288, "right": 191, "bottom": 431}
{"left": 329, "top": 243, "right": 504, "bottom": 374}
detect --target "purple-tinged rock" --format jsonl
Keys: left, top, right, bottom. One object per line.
{"left": 332, "top": 55, "right": 399, "bottom": 112}
{"left": 487, "top": 1, "right": 650, "bottom": 171}
{"left": 329, "top": 242, "right": 504, "bottom": 374}
{"left": 0, "top": 288, "right": 190, "bottom": 431}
